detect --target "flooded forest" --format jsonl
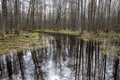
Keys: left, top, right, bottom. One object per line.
{"left": 0, "top": 0, "right": 120, "bottom": 80}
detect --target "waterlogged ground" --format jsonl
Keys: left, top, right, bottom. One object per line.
{"left": 0, "top": 33, "right": 119, "bottom": 80}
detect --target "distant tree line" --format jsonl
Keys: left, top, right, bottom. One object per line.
{"left": 0, "top": 0, "right": 120, "bottom": 34}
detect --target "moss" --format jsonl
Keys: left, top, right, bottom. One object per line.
{"left": 35, "top": 29, "right": 79, "bottom": 35}
{"left": 101, "top": 49, "right": 108, "bottom": 54}
{"left": 99, "top": 40, "right": 120, "bottom": 56}
{"left": 78, "top": 31, "right": 120, "bottom": 42}
{"left": 0, "top": 32, "right": 44, "bottom": 54}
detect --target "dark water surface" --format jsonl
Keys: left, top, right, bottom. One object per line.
{"left": 0, "top": 33, "right": 119, "bottom": 80}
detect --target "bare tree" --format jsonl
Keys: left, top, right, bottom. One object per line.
{"left": 14, "top": 0, "right": 20, "bottom": 34}
{"left": 1, "top": 0, "right": 7, "bottom": 34}
{"left": 0, "top": 0, "right": 120, "bottom": 32}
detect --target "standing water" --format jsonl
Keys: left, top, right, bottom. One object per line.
{"left": 0, "top": 33, "right": 119, "bottom": 80}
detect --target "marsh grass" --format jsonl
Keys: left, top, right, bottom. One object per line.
{"left": 0, "top": 32, "right": 44, "bottom": 54}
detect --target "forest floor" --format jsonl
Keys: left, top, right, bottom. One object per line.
{"left": 0, "top": 32, "right": 51, "bottom": 55}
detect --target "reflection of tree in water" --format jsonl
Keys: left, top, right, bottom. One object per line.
{"left": 0, "top": 33, "right": 119, "bottom": 80}
{"left": 6, "top": 54, "right": 12, "bottom": 79}
{"left": 0, "top": 56, "right": 7, "bottom": 79}
{"left": 52, "top": 34, "right": 119, "bottom": 80}
{"left": 17, "top": 52, "right": 25, "bottom": 80}
{"left": 31, "top": 50, "right": 45, "bottom": 80}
